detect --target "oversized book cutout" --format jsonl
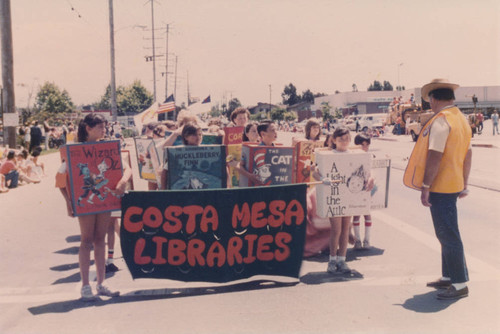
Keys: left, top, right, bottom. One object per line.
{"left": 166, "top": 145, "right": 227, "bottom": 189}
{"left": 133, "top": 137, "right": 156, "bottom": 181}
{"left": 239, "top": 144, "right": 294, "bottom": 187}
{"left": 61, "top": 140, "right": 123, "bottom": 216}
{"left": 315, "top": 150, "right": 372, "bottom": 217}
{"left": 293, "top": 139, "right": 324, "bottom": 184}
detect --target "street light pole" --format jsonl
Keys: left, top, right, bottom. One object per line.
{"left": 108, "top": 0, "right": 117, "bottom": 122}
{"left": 397, "top": 63, "right": 404, "bottom": 91}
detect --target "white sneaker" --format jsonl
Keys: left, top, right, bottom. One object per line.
{"left": 337, "top": 260, "right": 352, "bottom": 274}
{"left": 81, "top": 285, "right": 96, "bottom": 301}
{"left": 354, "top": 240, "right": 362, "bottom": 250}
{"left": 363, "top": 240, "right": 371, "bottom": 249}
{"left": 327, "top": 260, "right": 338, "bottom": 273}
{"left": 96, "top": 284, "right": 120, "bottom": 297}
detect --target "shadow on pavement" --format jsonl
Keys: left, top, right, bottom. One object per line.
{"left": 52, "top": 272, "right": 81, "bottom": 285}
{"left": 395, "top": 291, "right": 458, "bottom": 313}
{"left": 65, "top": 235, "right": 81, "bottom": 243}
{"left": 54, "top": 246, "right": 80, "bottom": 255}
{"left": 28, "top": 279, "right": 299, "bottom": 315}
{"left": 303, "top": 247, "right": 385, "bottom": 263}
{"left": 300, "top": 270, "right": 363, "bottom": 285}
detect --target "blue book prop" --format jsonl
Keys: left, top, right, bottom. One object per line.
{"left": 166, "top": 145, "right": 227, "bottom": 189}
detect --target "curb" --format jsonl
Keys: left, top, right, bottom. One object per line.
{"left": 472, "top": 143, "right": 496, "bottom": 148}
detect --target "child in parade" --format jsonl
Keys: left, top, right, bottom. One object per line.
{"left": 56, "top": 113, "right": 132, "bottom": 301}
{"left": 352, "top": 133, "right": 374, "bottom": 249}
{"left": 243, "top": 122, "right": 260, "bottom": 143}
{"left": 305, "top": 119, "right": 321, "bottom": 141}
{"left": 257, "top": 120, "right": 278, "bottom": 146}
{"left": 312, "top": 126, "right": 373, "bottom": 274}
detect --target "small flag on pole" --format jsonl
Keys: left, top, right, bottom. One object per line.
{"left": 202, "top": 95, "right": 211, "bottom": 104}
{"left": 157, "top": 95, "right": 175, "bottom": 114}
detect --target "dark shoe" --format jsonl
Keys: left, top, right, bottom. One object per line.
{"left": 426, "top": 279, "right": 452, "bottom": 289}
{"left": 105, "top": 263, "right": 119, "bottom": 273}
{"left": 437, "top": 286, "right": 468, "bottom": 300}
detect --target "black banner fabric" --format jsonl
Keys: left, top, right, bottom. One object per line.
{"left": 120, "top": 184, "right": 307, "bottom": 283}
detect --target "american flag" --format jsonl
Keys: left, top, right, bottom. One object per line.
{"left": 157, "top": 94, "right": 175, "bottom": 114}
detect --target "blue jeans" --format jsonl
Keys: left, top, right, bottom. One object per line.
{"left": 5, "top": 170, "right": 19, "bottom": 188}
{"left": 429, "top": 192, "right": 468, "bottom": 283}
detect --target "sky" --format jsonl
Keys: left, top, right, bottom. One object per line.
{"left": 5, "top": 0, "right": 500, "bottom": 110}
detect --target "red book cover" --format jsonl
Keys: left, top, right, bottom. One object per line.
{"left": 63, "top": 141, "right": 123, "bottom": 216}
{"left": 223, "top": 126, "right": 244, "bottom": 145}
{"left": 294, "top": 140, "right": 324, "bottom": 183}
{"left": 239, "top": 143, "right": 294, "bottom": 187}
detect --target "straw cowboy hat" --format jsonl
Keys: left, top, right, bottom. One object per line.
{"left": 421, "top": 79, "right": 459, "bottom": 102}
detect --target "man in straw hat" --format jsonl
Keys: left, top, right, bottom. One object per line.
{"left": 403, "top": 79, "right": 472, "bottom": 300}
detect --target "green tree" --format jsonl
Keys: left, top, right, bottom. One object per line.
{"left": 321, "top": 102, "right": 333, "bottom": 122}
{"left": 368, "top": 80, "right": 383, "bottom": 91}
{"left": 270, "top": 107, "right": 287, "bottom": 121}
{"left": 34, "top": 82, "right": 74, "bottom": 114}
{"left": 227, "top": 98, "right": 242, "bottom": 117}
{"left": 301, "top": 89, "right": 315, "bottom": 103}
{"left": 282, "top": 83, "right": 300, "bottom": 106}
{"left": 383, "top": 81, "right": 394, "bottom": 91}
{"left": 94, "top": 81, "right": 153, "bottom": 115}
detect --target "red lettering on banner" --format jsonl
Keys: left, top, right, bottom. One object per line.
{"left": 243, "top": 234, "right": 258, "bottom": 264}
{"left": 256, "top": 235, "right": 274, "bottom": 261}
{"left": 184, "top": 205, "right": 204, "bottom": 234}
{"left": 206, "top": 241, "right": 226, "bottom": 267}
{"left": 251, "top": 201, "right": 267, "bottom": 228}
{"left": 285, "top": 200, "right": 305, "bottom": 226}
{"left": 123, "top": 206, "right": 143, "bottom": 233}
{"left": 134, "top": 238, "right": 151, "bottom": 265}
{"left": 143, "top": 207, "right": 163, "bottom": 229}
{"left": 268, "top": 200, "right": 286, "bottom": 227}
{"left": 152, "top": 236, "right": 167, "bottom": 264}
{"left": 232, "top": 203, "right": 250, "bottom": 229}
{"left": 163, "top": 206, "right": 183, "bottom": 233}
{"left": 168, "top": 239, "right": 187, "bottom": 265}
{"left": 187, "top": 239, "right": 206, "bottom": 266}
{"left": 274, "top": 232, "right": 292, "bottom": 261}
{"left": 227, "top": 236, "right": 243, "bottom": 266}
{"left": 200, "top": 205, "right": 218, "bottom": 232}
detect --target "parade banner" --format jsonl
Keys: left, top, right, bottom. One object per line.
{"left": 120, "top": 184, "right": 307, "bottom": 282}
{"left": 315, "top": 150, "right": 371, "bottom": 217}
{"left": 61, "top": 141, "right": 123, "bottom": 216}
{"left": 293, "top": 140, "right": 324, "bottom": 184}
{"left": 166, "top": 145, "right": 227, "bottom": 189}
{"left": 223, "top": 126, "right": 244, "bottom": 145}
{"left": 134, "top": 137, "right": 156, "bottom": 181}
{"left": 370, "top": 158, "right": 391, "bottom": 210}
{"left": 239, "top": 144, "right": 294, "bottom": 187}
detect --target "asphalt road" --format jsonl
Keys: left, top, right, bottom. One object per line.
{"left": 0, "top": 125, "right": 499, "bottom": 334}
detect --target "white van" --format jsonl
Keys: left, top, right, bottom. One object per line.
{"left": 357, "top": 113, "right": 388, "bottom": 132}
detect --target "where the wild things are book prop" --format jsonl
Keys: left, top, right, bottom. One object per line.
{"left": 166, "top": 145, "right": 227, "bottom": 189}
{"left": 239, "top": 144, "right": 294, "bottom": 187}
{"left": 60, "top": 140, "right": 123, "bottom": 216}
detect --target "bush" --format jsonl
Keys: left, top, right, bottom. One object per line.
{"left": 122, "top": 128, "right": 136, "bottom": 138}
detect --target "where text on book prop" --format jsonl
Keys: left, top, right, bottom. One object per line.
{"left": 166, "top": 145, "right": 227, "bottom": 189}
{"left": 315, "top": 150, "right": 372, "bottom": 218}
{"left": 120, "top": 184, "right": 307, "bottom": 283}
{"left": 60, "top": 140, "right": 123, "bottom": 216}
{"left": 239, "top": 144, "right": 294, "bottom": 187}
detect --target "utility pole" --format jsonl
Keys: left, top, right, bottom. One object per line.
{"left": 164, "top": 24, "right": 169, "bottom": 101}
{"left": 108, "top": 0, "right": 117, "bottom": 122}
{"left": 1, "top": 0, "right": 17, "bottom": 148}
{"left": 173, "top": 55, "right": 178, "bottom": 120}
{"left": 150, "top": 0, "right": 157, "bottom": 101}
